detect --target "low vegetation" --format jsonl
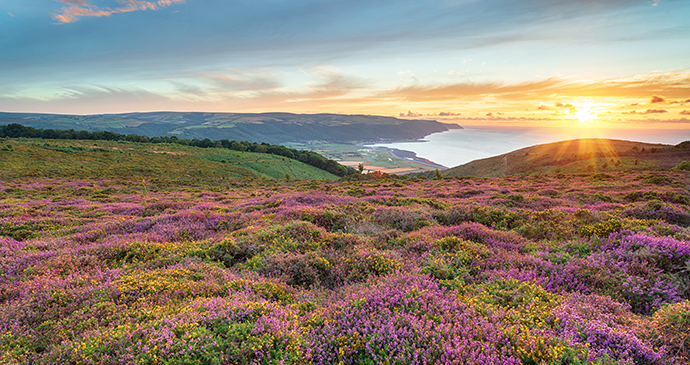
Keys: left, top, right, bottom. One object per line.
{"left": 0, "top": 137, "right": 344, "bottom": 182}
{"left": 439, "top": 138, "right": 690, "bottom": 178}
{"left": 1, "top": 146, "right": 689, "bottom": 364}
{"left": 0, "top": 124, "right": 355, "bottom": 177}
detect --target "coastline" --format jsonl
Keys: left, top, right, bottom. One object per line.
{"left": 371, "top": 146, "right": 447, "bottom": 170}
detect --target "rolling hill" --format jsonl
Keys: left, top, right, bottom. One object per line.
{"left": 0, "top": 112, "right": 462, "bottom": 144}
{"left": 441, "top": 138, "right": 690, "bottom": 177}
{"left": 0, "top": 138, "right": 340, "bottom": 182}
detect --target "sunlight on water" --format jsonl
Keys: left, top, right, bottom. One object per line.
{"left": 369, "top": 126, "right": 690, "bottom": 168}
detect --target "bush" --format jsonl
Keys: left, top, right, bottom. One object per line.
{"left": 672, "top": 160, "right": 690, "bottom": 171}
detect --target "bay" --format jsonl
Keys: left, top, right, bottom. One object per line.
{"left": 368, "top": 126, "right": 690, "bottom": 168}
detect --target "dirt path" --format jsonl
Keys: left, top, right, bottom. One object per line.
{"left": 502, "top": 155, "right": 507, "bottom": 177}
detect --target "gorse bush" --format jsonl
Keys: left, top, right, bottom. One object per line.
{"left": 1, "top": 169, "right": 689, "bottom": 364}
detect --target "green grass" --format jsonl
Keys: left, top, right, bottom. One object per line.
{"left": 0, "top": 138, "right": 339, "bottom": 183}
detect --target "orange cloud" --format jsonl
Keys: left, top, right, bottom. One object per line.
{"left": 52, "top": 0, "right": 184, "bottom": 23}
{"left": 622, "top": 109, "right": 668, "bottom": 115}
{"left": 650, "top": 95, "right": 666, "bottom": 103}
{"left": 374, "top": 72, "right": 690, "bottom": 104}
{"left": 681, "top": 110, "right": 690, "bottom": 115}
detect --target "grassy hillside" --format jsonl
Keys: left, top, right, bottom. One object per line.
{"left": 443, "top": 138, "right": 690, "bottom": 177}
{"left": 0, "top": 138, "right": 339, "bottom": 182}
{"left": 0, "top": 111, "right": 461, "bottom": 144}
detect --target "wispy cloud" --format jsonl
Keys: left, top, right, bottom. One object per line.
{"left": 52, "top": 0, "right": 185, "bottom": 24}
{"left": 0, "top": 85, "right": 174, "bottom": 114}
{"left": 374, "top": 72, "right": 690, "bottom": 103}
{"left": 284, "top": 67, "right": 366, "bottom": 101}
{"left": 375, "top": 78, "right": 565, "bottom": 102}
{"left": 201, "top": 70, "right": 283, "bottom": 93}
{"left": 622, "top": 109, "right": 668, "bottom": 115}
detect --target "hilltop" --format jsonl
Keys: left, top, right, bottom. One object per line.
{"left": 441, "top": 138, "right": 690, "bottom": 178}
{"left": 0, "top": 112, "right": 462, "bottom": 144}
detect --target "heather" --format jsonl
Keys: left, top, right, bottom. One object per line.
{"left": 1, "top": 170, "right": 689, "bottom": 364}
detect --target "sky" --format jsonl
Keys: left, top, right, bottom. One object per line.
{"left": 1, "top": 0, "right": 690, "bottom": 129}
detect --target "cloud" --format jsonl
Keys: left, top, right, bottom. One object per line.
{"left": 200, "top": 70, "right": 282, "bottom": 93}
{"left": 373, "top": 72, "right": 690, "bottom": 105}
{"left": 622, "top": 109, "right": 668, "bottom": 115}
{"left": 554, "top": 102, "right": 573, "bottom": 108}
{"left": 375, "top": 78, "right": 564, "bottom": 102}
{"left": 282, "top": 67, "right": 366, "bottom": 101}
{"left": 538, "top": 104, "right": 549, "bottom": 110}
{"left": 648, "top": 95, "right": 689, "bottom": 104}
{"left": 59, "top": 0, "right": 90, "bottom": 4}
{"left": 650, "top": 95, "right": 666, "bottom": 103}
{"left": 52, "top": 0, "right": 185, "bottom": 23}
{"left": 8, "top": 12, "right": 15, "bottom": 17}
{"left": 171, "top": 82, "right": 209, "bottom": 97}
{"left": 0, "top": 85, "right": 175, "bottom": 114}
{"left": 399, "top": 111, "right": 462, "bottom": 117}
{"left": 681, "top": 110, "right": 690, "bottom": 115}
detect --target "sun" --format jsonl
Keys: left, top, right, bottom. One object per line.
{"left": 567, "top": 101, "right": 609, "bottom": 124}
{"left": 575, "top": 106, "right": 596, "bottom": 123}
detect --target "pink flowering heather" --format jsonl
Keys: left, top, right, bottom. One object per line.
{"left": 0, "top": 170, "right": 689, "bottom": 364}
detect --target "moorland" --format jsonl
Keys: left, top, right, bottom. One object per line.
{"left": 0, "top": 112, "right": 460, "bottom": 145}
{"left": 1, "top": 133, "right": 689, "bottom": 364}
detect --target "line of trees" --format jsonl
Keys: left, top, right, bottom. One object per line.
{"left": 0, "top": 123, "right": 356, "bottom": 177}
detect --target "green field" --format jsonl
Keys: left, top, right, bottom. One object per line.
{"left": 0, "top": 138, "right": 339, "bottom": 183}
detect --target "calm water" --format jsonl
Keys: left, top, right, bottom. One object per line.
{"left": 369, "top": 126, "right": 690, "bottom": 168}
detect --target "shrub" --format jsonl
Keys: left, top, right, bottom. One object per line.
{"left": 581, "top": 219, "right": 622, "bottom": 238}
{"left": 649, "top": 301, "right": 690, "bottom": 361}
{"left": 672, "top": 160, "right": 690, "bottom": 171}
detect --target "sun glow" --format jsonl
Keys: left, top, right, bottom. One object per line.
{"left": 575, "top": 107, "right": 596, "bottom": 123}
{"left": 565, "top": 101, "right": 613, "bottom": 125}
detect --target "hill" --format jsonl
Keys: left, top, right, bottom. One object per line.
{"left": 0, "top": 111, "right": 462, "bottom": 144}
{"left": 0, "top": 138, "right": 340, "bottom": 182}
{"left": 441, "top": 138, "right": 690, "bottom": 177}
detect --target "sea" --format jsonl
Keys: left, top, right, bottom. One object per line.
{"left": 368, "top": 126, "right": 690, "bottom": 168}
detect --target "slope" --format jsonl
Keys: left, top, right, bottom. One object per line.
{"left": 443, "top": 138, "right": 690, "bottom": 177}
{"left": 0, "top": 138, "right": 339, "bottom": 182}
